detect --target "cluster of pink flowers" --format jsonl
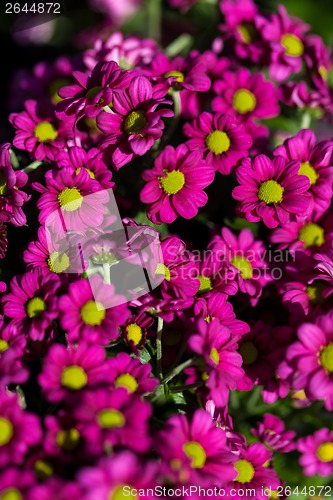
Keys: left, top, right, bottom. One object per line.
{"left": 1, "top": 0, "right": 333, "bottom": 496}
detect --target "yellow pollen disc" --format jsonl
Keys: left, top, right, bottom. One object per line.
{"left": 155, "top": 263, "right": 171, "bottom": 281}
{"left": 298, "top": 162, "right": 318, "bottom": 185}
{"left": 281, "top": 33, "right": 304, "bottom": 57}
{"left": 198, "top": 275, "right": 212, "bottom": 294}
{"left": 97, "top": 409, "right": 125, "bottom": 429}
{"left": 316, "top": 442, "right": 333, "bottom": 462}
{"left": 319, "top": 343, "right": 333, "bottom": 374}
{"left": 61, "top": 365, "right": 87, "bottom": 390}
{"left": 239, "top": 341, "right": 258, "bottom": 366}
{"left": 111, "top": 485, "right": 137, "bottom": 500}
{"left": 164, "top": 70, "right": 185, "bottom": 83}
{"left": 34, "top": 460, "right": 53, "bottom": 480}
{"left": 293, "top": 389, "right": 307, "bottom": 401}
{"left": 126, "top": 323, "right": 143, "bottom": 345}
{"left": 0, "top": 172, "right": 8, "bottom": 196}
{"left": 75, "top": 167, "right": 95, "bottom": 179}
{"left": 205, "top": 130, "right": 230, "bottom": 155}
{"left": 234, "top": 459, "right": 255, "bottom": 483}
{"left": 124, "top": 110, "right": 147, "bottom": 135}
{"left": 47, "top": 251, "right": 70, "bottom": 274}
{"left": 319, "top": 65, "right": 328, "bottom": 80}
{"left": 258, "top": 180, "right": 284, "bottom": 204}
{"left": 237, "top": 23, "right": 255, "bottom": 44}
{"left": 0, "top": 339, "right": 9, "bottom": 352}
{"left": 210, "top": 347, "right": 219, "bottom": 365}
{"left": 183, "top": 441, "right": 207, "bottom": 469}
{"left": 56, "top": 428, "right": 80, "bottom": 450}
{"left": 298, "top": 223, "right": 325, "bottom": 248}
{"left": 0, "top": 488, "right": 23, "bottom": 500}
{"left": 159, "top": 170, "right": 185, "bottom": 195}
{"left": 81, "top": 300, "right": 106, "bottom": 326}
{"left": 204, "top": 315, "right": 213, "bottom": 323}
{"left": 58, "top": 187, "right": 83, "bottom": 212}
{"left": 306, "top": 281, "right": 327, "bottom": 304}
{"left": 85, "top": 86, "right": 102, "bottom": 99}
{"left": 233, "top": 89, "right": 256, "bottom": 114}
{"left": 0, "top": 417, "right": 13, "bottom": 446}
{"left": 49, "top": 78, "right": 70, "bottom": 104}
{"left": 26, "top": 297, "right": 46, "bottom": 319}
{"left": 231, "top": 256, "right": 253, "bottom": 279}
{"left": 34, "top": 122, "right": 58, "bottom": 143}
{"left": 115, "top": 374, "right": 138, "bottom": 393}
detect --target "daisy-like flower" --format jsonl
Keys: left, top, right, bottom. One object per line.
{"left": 251, "top": 414, "right": 296, "bottom": 453}
{"left": 2, "top": 268, "right": 61, "bottom": 341}
{"left": 97, "top": 76, "right": 174, "bottom": 169}
{"left": 192, "top": 250, "right": 238, "bottom": 298}
{"left": 0, "top": 392, "right": 42, "bottom": 467}
{"left": 58, "top": 274, "right": 130, "bottom": 345}
{"left": 311, "top": 247, "right": 333, "bottom": 296}
{"left": 0, "top": 468, "right": 36, "bottom": 500}
{"left": 9, "top": 100, "right": 75, "bottom": 162}
{"left": 209, "top": 227, "right": 272, "bottom": 305}
{"left": 122, "top": 311, "right": 154, "bottom": 354}
{"left": 297, "top": 428, "right": 333, "bottom": 477}
{"left": 232, "top": 154, "right": 311, "bottom": 229}
{"left": 183, "top": 112, "right": 252, "bottom": 174}
{"left": 273, "top": 129, "right": 333, "bottom": 215}
{"left": 107, "top": 352, "right": 158, "bottom": 395}
{"left": 156, "top": 408, "right": 237, "bottom": 486}
{"left": 140, "top": 144, "right": 215, "bottom": 224}
{"left": 0, "top": 323, "right": 28, "bottom": 388}
{"left": 38, "top": 343, "right": 111, "bottom": 402}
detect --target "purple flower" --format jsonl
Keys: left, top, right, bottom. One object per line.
{"left": 107, "top": 352, "right": 158, "bottom": 395}
{"left": 251, "top": 413, "right": 296, "bottom": 453}
{"left": 298, "top": 428, "right": 333, "bottom": 477}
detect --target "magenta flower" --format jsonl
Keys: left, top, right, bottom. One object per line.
{"left": 311, "top": 247, "right": 333, "bottom": 296}
{"left": 122, "top": 310, "right": 154, "bottom": 354}
{"left": 0, "top": 468, "right": 36, "bottom": 500}
{"left": 232, "top": 154, "right": 312, "bottom": 229}
{"left": 251, "top": 414, "right": 296, "bottom": 453}
{"left": 0, "top": 323, "right": 28, "bottom": 388}
{"left": 156, "top": 409, "right": 237, "bottom": 486}
{"left": 38, "top": 343, "right": 112, "bottom": 402}
{"left": 298, "top": 428, "right": 333, "bottom": 477}
{"left": 59, "top": 274, "right": 130, "bottom": 345}
{"left": 273, "top": 129, "right": 333, "bottom": 215}
{"left": 97, "top": 76, "right": 174, "bottom": 169}
{"left": 140, "top": 144, "right": 215, "bottom": 224}
{"left": 2, "top": 268, "right": 61, "bottom": 341}
{"left": 192, "top": 250, "right": 238, "bottom": 297}
{"left": 183, "top": 113, "right": 252, "bottom": 174}
{"left": 107, "top": 352, "right": 158, "bottom": 395}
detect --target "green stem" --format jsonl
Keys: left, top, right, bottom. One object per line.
{"left": 22, "top": 161, "right": 43, "bottom": 173}
{"left": 169, "top": 382, "right": 203, "bottom": 393}
{"left": 156, "top": 316, "right": 164, "bottom": 379}
{"left": 162, "top": 358, "right": 194, "bottom": 385}
{"left": 147, "top": 0, "right": 162, "bottom": 42}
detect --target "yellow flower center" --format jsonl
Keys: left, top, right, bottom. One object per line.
{"left": 298, "top": 162, "right": 318, "bottom": 185}
{"left": 0, "top": 172, "right": 8, "bottom": 196}
{"left": 0, "top": 417, "right": 13, "bottom": 446}
{"left": 237, "top": 23, "right": 255, "bottom": 44}
{"left": 81, "top": 300, "right": 106, "bottom": 326}
{"left": 155, "top": 263, "right": 171, "bottom": 281}
{"left": 0, "top": 488, "right": 23, "bottom": 500}
{"left": 231, "top": 256, "right": 253, "bottom": 279}
{"left": 233, "top": 89, "right": 256, "bottom": 114}
{"left": 159, "top": 170, "right": 185, "bottom": 195}
{"left": 316, "top": 442, "right": 333, "bottom": 462}
{"left": 239, "top": 341, "right": 258, "bottom": 366}
{"left": 234, "top": 459, "right": 255, "bottom": 483}
{"left": 164, "top": 70, "right": 185, "bottom": 83}
{"left": 320, "top": 343, "right": 333, "bottom": 374}
{"left": 47, "top": 251, "right": 70, "bottom": 274}
{"left": 97, "top": 409, "right": 125, "bottom": 429}
{"left": 183, "top": 441, "right": 207, "bottom": 469}
{"left": 34, "top": 460, "right": 53, "bottom": 480}
{"left": 34, "top": 122, "right": 58, "bottom": 143}
{"left": 124, "top": 110, "right": 147, "bottom": 135}
{"left": 210, "top": 347, "right": 219, "bottom": 365}
{"left": 319, "top": 65, "right": 328, "bottom": 80}
{"left": 75, "top": 167, "right": 95, "bottom": 179}
{"left": 258, "top": 180, "right": 284, "bottom": 204}
{"left": 281, "top": 33, "right": 304, "bottom": 57}
{"left": 110, "top": 485, "right": 137, "bottom": 500}
{"left": 298, "top": 223, "right": 324, "bottom": 248}
{"left": 205, "top": 130, "right": 230, "bottom": 155}
{"left": 61, "top": 365, "right": 87, "bottom": 390}
{"left": 85, "top": 86, "right": 103, "bottom": 99}
{"left": 49, "top": 78, "right": 70, "bottom": 104}
{"left": 0, "top": 339, "right": 9, "bottom": 352}
{"left": 198, "top": 275, "right": 212, "bottom": 295}
{"left": 56, "top": 428, "right": 80, "bottom": 450}
{"left": 115, "top": 374, "right": 138, "bottom": 393}
{"left": 58, "top": 187, "right": 83, "bottom": 212}
{"left": 26, "top": 297, "right": 46, "bottom": 319}
{"left": 306, "top": 281, "right": 327, "bottom": 304}
{"left": 126, "top": 324, "right": 143, "bottom": 345}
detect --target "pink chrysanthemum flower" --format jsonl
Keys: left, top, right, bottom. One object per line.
{"left": 209, "top": 227, "right": 272, "bottom": 305}
{"left": 0, "top": 323, "right": 28, "bottom": 388}
{"left": 273, "top": 129, "right": 333, "bottom": 215}
{"left": 297, "top": 428, "right": 333, "bottom": 477}
{"left": 192, "top": 250, "right": 238, "bottom": 298}
{"left": 140, "top": 144, "right": 215, "bottom": 224}
{"left": 59, "top": 274, "right": 130, "bottom": 345}
{"left": 0, "top": 392, "right": 42, "bottom": 467}
{"left": 38, "top": 343, "right": 111, "bottom": 402}
{"left": 121, "top": 310, "right": 154, "bottom": 354}
{"left": 156, "top": 409, "right": 237, "bottom": 486}
{"left": 107, "top": 352, "right": 158, "bottom": 395}
{"left": 0, "top": 468, "right": 35, "bottom": 500}
{"left": 2, "top": 268, "right": 61, "bottom": 341}
{"left": 251, "top": 414, "right": 296, "bottom": 453}
{"left": 183, "top": 112, "right": 252, "bottom": 174}
{"left": 97, "top": 76, "right": 174, "bottom": 169}
{"left": 232, "top": 154, "right": 312, "bottom": 229}
{"left": 257, "top": 5, "right": 310, "bottom": 82}
{"left": 311, "top": 247, "right": 333, "bottom": 297}
{"left": 56, "top": 61, "right": 133, "bottom": 120}
{"left": 9, "top": 100, "right": 75, "bottom": 162}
